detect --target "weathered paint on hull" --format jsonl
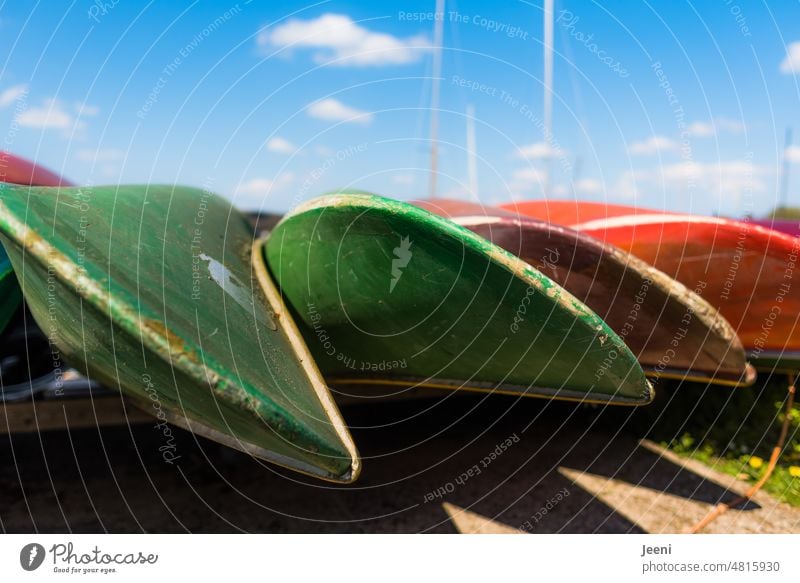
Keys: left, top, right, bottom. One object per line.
{"left": 0, "top": 183, "right": 360, "bottom": 482}
{"left": 416, "top": 199, "right": 753, "bottom": 386}
{"left": 0, "top": 152, "right": 73, "bottom": 332}
{"left": 504, "top": 200, "right": 800, "bottom": 370}
{"left": 265, "top": 193, "right": 653, "bottom": 405}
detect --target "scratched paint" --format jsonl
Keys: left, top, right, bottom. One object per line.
{"left": 201, "top": 253, "right": 276, "bottom": 330}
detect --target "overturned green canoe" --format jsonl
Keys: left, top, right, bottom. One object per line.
{"left": 264, "top": 193, "right": 654, "bottom": 405}
{"left": 0, "top": 253, "right": 18, "bottom": 333}
{"left": 0, "top": 151, "right": 73, "bottom": 332}
{"left": 0, "top": 183, "right": 359, "bottom": 482}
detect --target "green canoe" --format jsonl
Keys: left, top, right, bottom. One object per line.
{"left": 264, "top": 193, "right": 654, "bottom": 405}
{"left": 0, "top": 151, "right": 74, "bottom": 332}
{"left": 0, "top": 254, "right": 18, "bottom": 333}
{"left": 0, "top": 183, "right": 359, "bottom": 482}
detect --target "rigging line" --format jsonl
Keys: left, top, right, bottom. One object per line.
{"left": 779, "top": 127, "right": 792, "bottom": 210}
{"left": 686, "top": 372, "right": 796, "bottom": 534}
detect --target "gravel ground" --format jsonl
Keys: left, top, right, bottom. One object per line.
{"left": 1, "top": 392, "right": 798, "bottom": 533}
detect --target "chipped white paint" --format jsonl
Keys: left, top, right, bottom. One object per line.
{"left": 200, "top": 253, "right": 276, "bottom": 330}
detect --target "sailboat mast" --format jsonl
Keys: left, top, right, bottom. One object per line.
{"left": 779, "top": 126, "right": 792, "bottom": 209}
{"left": 543, "top": 0, "right": 554, "bottom": 196}
{"left": 466, "top": 104, "right": 478, "bottom": 197}
{"left": 429, "top": 0, "right": 446, "bottom": 198}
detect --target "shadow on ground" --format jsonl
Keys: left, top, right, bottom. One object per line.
{"left": 1, "top": 382, "right": 768, "bottom": 533}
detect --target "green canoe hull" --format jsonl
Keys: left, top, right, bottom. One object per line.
{"left": 265, "top": 193, "right": 653, "bottom": 405}
{"left": 0, "top": 151, "right": 74, "bottom": 333}
{"left": 0, "top": 254, "right": 20, "bottom": 332}
{"left": 0, "top": 183, "right": 359, "bottom": 482}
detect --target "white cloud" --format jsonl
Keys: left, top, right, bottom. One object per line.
{"left": 613, "top": 170, "right": 640, "bottom": 200}
{"left": 266, "top": 136, "right": 297, "bottom": 154}
{"left": 440, "top": 185, "right": 469, "bottom": 199}
{"left": 234, "top": 173, "right": 295, "bottom": 208}
{"left": 237, "top": 177, "right": 278, "bottom": 195}
{"left": 0, "top": 84, "right": 28, "bottom": 108}
{"left": 513, "top": 167, "right": 547, "bottom": 184}
{"left": 628, "top": 135, "right": 678, "bottom": 155}
{"left": 17, "top": 99, "right": 72, "bottom": 129}
{"left": 307, "top": 98, "right": 372, "bottom": 124}
{"left": 785, "top": 145, "right": 800, "bottom": 163}
{"left": 615, "top": 160, "right": 769, "bottom": 205}
{"left": 393, "top": 174, "right": 414, "bottom": 185}
{"left": 687, "top": 118, "right": 745, "bottom": 137}
{"left": 75, "top": 102, "right": 100, "bottom": 117}
{"left": 686, "top": 122, "right": 715, "bottom": 138}
{"left": 780, "top": 41, "right": 800, "bottom": 74}
{"left": 16, "top": 98, "right": 86, "bottom": 137}
{"left": 574, "top": 178, "right": 604, "bottom": 194}
{"left": 515, "top": 141, "right": 564, "bottom": 160}
{"left": 508, "top": 167, "right": 548, "bottom": 197}
{"left": 100, "top": 165, "right": 119, "bottom": 177}
{"left": 75, "top": 148, "right": 125, "bottom": 162}
{"left": 672, "top": 160, "right": 768, "bottom": 204}
{"left": 260, "top": 13, "right": 430, "bottom": 67}
{"left": 546, "top": 178, "right": 605, "bottom": 197}
{"left": 664, "top": 161, "right": 762, "bottom": 188}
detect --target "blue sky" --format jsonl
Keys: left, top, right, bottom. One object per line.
{"left": 1, "top": 0, "right": 800, "bottom": 216}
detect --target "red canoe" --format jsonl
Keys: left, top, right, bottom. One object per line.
{"left": 752, "top": 219, "right": 799, "bottom": 238}
{"left": 502, "top": 200, "right": 800, "bottom": 370}
{"left": 0, "top": 151, "right": 72, "bottom": 187}
{"left": 415, "top": 199, "right": 753, "bottom": 386}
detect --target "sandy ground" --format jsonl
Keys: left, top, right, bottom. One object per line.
{"left": 1, "top": 392, "right": 798, "bottom": 533}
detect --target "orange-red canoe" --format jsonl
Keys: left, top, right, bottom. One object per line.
{"left": 502, "top": 200, "right": 800, "bottom": 370}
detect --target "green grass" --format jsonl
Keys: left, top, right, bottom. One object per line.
{"left": 669, "top": 437, "right": 800, "bottom": 507}
{"left": 768, "top": 206, "right": 800, "bottom": 219}
{"left": 621, "top": 372, "right": 800, "bottom": 507}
